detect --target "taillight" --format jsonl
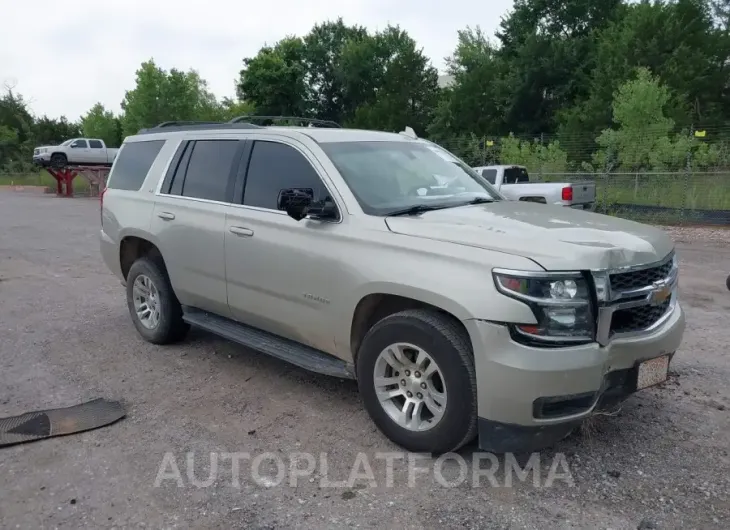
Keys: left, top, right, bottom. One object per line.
{"left": 561, "top": 186, "right": 573, "bottom": 202}
{"left": 100, "top": 186, "right": 107, "bottom": 223}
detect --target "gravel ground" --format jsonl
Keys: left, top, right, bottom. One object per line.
{"left": 0, "top": 192, "right": 728, "bottom": 530}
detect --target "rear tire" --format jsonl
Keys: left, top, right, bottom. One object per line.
{"left": 356, "top": 309, "right": 478, "bottom": 454}
{"left": 50, "top": 153, "right": 67, "bottom": 168}
{"left": 126, "top": 256, "right": 189, "bottom": 344}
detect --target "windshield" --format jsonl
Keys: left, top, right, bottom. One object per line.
{"left": 60, "top": 139, "right": 74, "bottom": 146}
{"left": 320, "top": 140, "right": 502, "bottom": 216}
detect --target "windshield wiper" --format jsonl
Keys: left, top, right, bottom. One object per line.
{"left": 386, "top": 204, "right": 453, "bottom": 217}
{"left": 465, "top": 197, "right": 495, "bottom": 205}
{"left": 387, "top": 197, "right": 495, "bottom": 217}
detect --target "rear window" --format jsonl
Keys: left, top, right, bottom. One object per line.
{"left": 503, "top": 167, "right": 529, "bottom": 184}
{"left": 481, "top": 169, "right": 497, "bottom": 184}
{"left": 107, "top": 140, "right": 165, "bottom": 191}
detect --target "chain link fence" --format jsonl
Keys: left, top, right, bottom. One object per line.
{"left": 4, "top": 127, "right": 730, "bottom": 226}
{"left": 437, "top": 127, "right": 730, "bottom": 226}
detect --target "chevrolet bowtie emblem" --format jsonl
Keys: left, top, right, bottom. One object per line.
{"left": 649, "top": 280, "right": 671, "bottom": 305}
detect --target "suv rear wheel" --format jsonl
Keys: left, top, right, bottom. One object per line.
{"left": 356, "top": 309, "right": 477, "bottom": 454}
{"left": 126, "top": 256, "right": 189, "bottom": 344}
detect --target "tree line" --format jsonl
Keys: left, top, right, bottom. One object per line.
{"left": 2, "top": 0, "right": 730, "bottom": 173}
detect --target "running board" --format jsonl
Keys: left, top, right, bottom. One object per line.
{"left": 182, "top": 307, "right": 355, "bottom": 379}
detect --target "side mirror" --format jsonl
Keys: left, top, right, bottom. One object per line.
{"left": 277, "top": 188, "right": 338, "bottom": 222}
{"left": 277, "top": 188, "right": 313, "bottom": 221}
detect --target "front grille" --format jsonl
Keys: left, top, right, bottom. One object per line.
{"left": 609, "top": 258, "right": 673, "bottom": 292}
{"left": 609, "top": 296, "right": 672, "bottom": 334}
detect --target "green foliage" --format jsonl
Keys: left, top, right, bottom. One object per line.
{"left": 121, "top": 60, "right": 225, "bottom": 136}
{"left": 499, "top": 135, "right": 569, "bottom": 173}
{"left": 5, "top": 0, "right": 730, "bottom": 179}
{"left": 81, "top": 103, "right": 122, "bottom": 147}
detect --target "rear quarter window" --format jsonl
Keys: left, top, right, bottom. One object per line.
{"left": 481, "top": 169, "right": 497, "bottom": 184}
{"left": 503, "top": 167, "right": 529, "bottom": 184}
{"left": 106, "top": 140, "right": 166, "bottom": 191}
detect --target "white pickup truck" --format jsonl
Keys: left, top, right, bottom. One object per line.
{"left": 472, "top": 164, "right": 596, "bottom": 210}
{"left": 33, "top": 138, "right": 119, "bottom": 168}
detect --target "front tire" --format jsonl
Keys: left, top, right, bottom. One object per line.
{"left": 356, "top": 309, "right": 478, "bottom": 454}
{"left": 50, "top": 153, "right": 67, "bottom": 168}
{"left": 126, "top": 256, "right": 189, "bottom": 344}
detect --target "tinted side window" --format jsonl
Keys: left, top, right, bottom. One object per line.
{"left": 504, "top": 167, "right": 529, "bottom": 184}
{"left": 243, "top": 141, "right": 329, "bottom": 209}
{"left": 107, "top": 140, "right": 165, "bottom": 191}
{"left": 482, "top": 169, "right": 497, "bottom": 184}
{"left": 71, "top": 139, "right": 88, "bottom": 148}
{"left": 89, "top": 140, "right": 103, "bottom": 148}
{"left": 178, "top": 140, "right": 240, "bottom": 202}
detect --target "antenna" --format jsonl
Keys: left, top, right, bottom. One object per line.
{"left": 400, "top": 126, "right": 418, "bottom": 139}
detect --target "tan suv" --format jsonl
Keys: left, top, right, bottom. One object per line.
{"left": 100, "top": 118, "right": 685, "bottom": 454}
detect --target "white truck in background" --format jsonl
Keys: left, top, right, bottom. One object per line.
{"left": 472, "top": 164, "right": 596, "bottom": 210}
{"left": 33, "top": 138, "right": 119, "bottom": 168}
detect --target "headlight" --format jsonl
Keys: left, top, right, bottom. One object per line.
{"left": 492, "top": 269, "right": 594, "bottom": 344}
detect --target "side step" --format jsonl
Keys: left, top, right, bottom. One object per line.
{"left": 182, "top": 307, "right": 355, "bottom": 379}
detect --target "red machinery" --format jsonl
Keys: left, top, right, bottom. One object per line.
{"left": 44, "top": 165, "right": 110, "bottom": 198}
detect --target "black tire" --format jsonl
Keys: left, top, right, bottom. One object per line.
{"left": 50, "top": 153, "right": 67, "bottom": 168}
{"left": 126, "top": 256, "right": 189, "bottom": 344}
{"left": 356, "top": 309, "right": 478, "bottom": 454}
{"left": 726, "top": 274, "right": 730, "bottom": 291}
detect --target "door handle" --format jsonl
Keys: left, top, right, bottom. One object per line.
{"left": 157, "top": 212, "right": 175, "bottom": 220}
{"left": 229, "top": 226, "right": 254, "bottom": 237}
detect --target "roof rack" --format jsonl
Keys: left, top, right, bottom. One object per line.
{"left": 137, "top": 121, "right": 262, "bottom": 135}
{"left": 228, "top": 115, "right": 342, "bottom": 128}
{"left": 158, "top": 120, "right": 224, "bottom": 127}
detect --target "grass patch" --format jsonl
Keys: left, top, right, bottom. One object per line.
{"left": 0, "top": 171, "right": 96, "bottom": 192}
{"left": 542, "top": 172, "right": 730, "bottom": 211}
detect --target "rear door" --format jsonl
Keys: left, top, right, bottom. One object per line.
{"left": 150, "top": 137, "right": 246, "bottom": 317}
{"left": 88, "top": 139, "right": 106, "bottom": 164}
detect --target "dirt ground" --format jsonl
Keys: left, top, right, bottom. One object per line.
{"left": 0, "top": 192, "right": 728, "bottom": 530}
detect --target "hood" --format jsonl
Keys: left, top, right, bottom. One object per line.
{"left": 385, "top": 201, "right": 674, "bottom": 271}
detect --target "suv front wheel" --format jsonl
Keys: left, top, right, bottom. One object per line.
{"left": 126, "top": 256, "right": 189, "bottom": 344}
{"left": 356, "top": 309, "right": 478, "bottom": 454}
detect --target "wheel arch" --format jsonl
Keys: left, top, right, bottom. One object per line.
{"left": 119, "top": 234, "right": 166, "bottom": 280}
{"left": 348, "top": 284, "right": 473, "bottom": 365}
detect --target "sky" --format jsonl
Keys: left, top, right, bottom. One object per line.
{"left": 0, "top": 0, "right": 513, "bottom": 120}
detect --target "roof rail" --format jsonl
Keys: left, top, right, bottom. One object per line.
{"left": 228, "top": 115, "right": 342, "bottom": 128}
{"left": 136, "top": 121, "right": 263, "bottom": 135}
{"left": 155, "top": 120, "right": 223, "bottom": 128}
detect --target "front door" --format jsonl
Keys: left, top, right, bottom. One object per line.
{"left": 224, "top": 138, "right": 346, "bottom": 355}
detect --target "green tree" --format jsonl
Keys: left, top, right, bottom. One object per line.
{"left": 427, "top": 27, "right": 505, "bottom": 140}
{"left": 499, "top": 134, "right": 569, "bottom": 173}
{"left": 496, "top": 0, "right": 624, "bottom": 135}
{"left": 593, "top": 67, "right": 674, "bottom": 170}
{"left": 559, "top": 0, "right": 720, "bottom": 152}
{"left": 344, "top": 26, "right": 440, "bottom": 134}
{"left": 121, "top": 59, "right": 223, "bottom": 136}
{"left": 236, "top": 37, "right": 309, "bottom": 117}
{"left": 0, "top": 89, "right": 35, "bottom": 170}
{"left": 81, "top": 103, "right": 122, "bottom": 147}
{"left": 304, "top": 19, "right": 368, "bottom": 123}
{"left": 32, "top": 116, "right": 82, "bottom": 146}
